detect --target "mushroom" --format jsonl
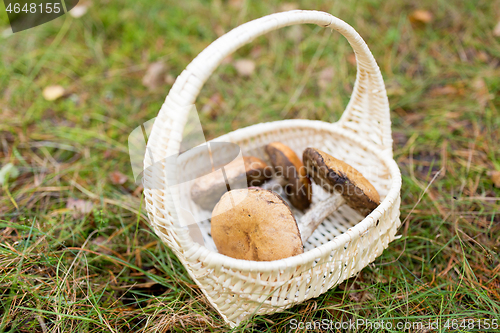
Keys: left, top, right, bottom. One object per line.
{"left": 190, "top": 156, "right": 272, "bottom": 210}
{"left": 210, "top": 148, "right": 381, "bottom": 261}
{"left": 297, "top": 147, "right": 381, "bottom": 242}
{"left": 265, "top": 142, "right": 312, "bottom": 210}
{"left": 211, "top": 188, "right": 303, "bottom": 261}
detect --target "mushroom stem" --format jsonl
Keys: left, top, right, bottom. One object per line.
{"left": 298, "top": 147, "right": 382, "bottom": 243}
{"left": 298, "top": 194, "right": 345, "bottom": 242}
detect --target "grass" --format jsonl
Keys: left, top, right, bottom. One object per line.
{"left": 1, "top": 0, "right": 499, "bottom": 331}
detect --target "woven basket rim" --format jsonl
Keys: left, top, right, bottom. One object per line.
{"left": 182, "top": 119, "right": 402, "bottom": 272}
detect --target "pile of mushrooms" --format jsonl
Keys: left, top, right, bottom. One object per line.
{"left": 193, "top": 142, "right": 380, "bottom": 261}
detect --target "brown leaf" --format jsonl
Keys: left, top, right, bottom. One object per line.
{"left": 477, "top": 51, "right": 489, "bottom": 62}
{"left": 386, "top": 87, "right": 406, "bottom": 97}
{"left": 491, "top": 171, "right": 500, "bottom": 188}
{"left": 165, "top": 74, "right": 175, "bottom": 85}
{"left": 280, "top": 3, "right": 299, "bottom": 11}
{"left": 229, "top": 0, "right": 244, "bottom": 9}
{"left": 472, "top": 77, "right": 487, "bottom": 91}
{"left": 132, "top": 185, "right": 144, "bottom": 197}
{"left": 409, "top": 10, "right": 433, "bottom": 25}
{"left": 42, "top": 85, "right": 65, "bottom": 101}
{"left": 317, "top": 66, "right": 335, "bottom": 90}
{"left": 493, "top": 22, "right": 500, "bottom": 37}
{"left": 286, "top": 25, "right": 303, "bottom": 43}
{"left": 472, "top": 77, "right": 490, "bottom": 107}
{"left": 66, "top": 198, "right": 94, "bottom": 218}
{"left": 234, "top": 59, "right": 256, "bottom": 77}
{"left": 250, "top": 46, "right": 263, "bottom": 59}
{"left": 385, "top": 81, "right": 405, "bottom": 97}
{"left": 103, "top": 150, "right": 114, "bottom": 159}
{"left": 429, "top": 85, "right": 458, "bottom": 97}
{"left": 92, "top": 236, "right": 113, "bottom": 255}
{"left": 221, "top": 55, "right": 233, "bottom": 65}
{"left": 213, "top": 24, "right": 225, "bottom": 37}
{"left": 109, "top": 171, "right": 128, "bottom": 185}
{"left": 344, "top": 82, "right": 353, "bottom": 94}
{"left": 201, "top": 93, "right": 224, "bottom": 119}
{"left": 347, "top": 53, "right": 357, "bottom": 66}
{"left": 142, "top": 62, "right": 167, "bottom": 91}
{"left": 1, "top": 227, "right": 15, "bottom": 238}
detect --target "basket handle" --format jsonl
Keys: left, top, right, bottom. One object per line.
{"left": 148, "top": 10, "right": 393, "bottom": 167}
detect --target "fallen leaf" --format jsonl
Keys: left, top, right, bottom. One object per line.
{"left": 250, "top": 46, "right": 263, "bottom": 59}
{"left": 66, "top": 198, "right": 94, "bottom": 218}
{"left": 234, "top": 59, "right": 255, "bottom": 77}
{"left": 103, "top": 150, "right": 114, "bottom": 159}
{"left": 0, "top": 163, "right": 19, "bottom": 185}
{"left": 142, "top": 62, "right": 167, "bottom": 91}
{"left": 221, "top": 55, "right": 233, "bottom": 65}
{"left": 92, "top": 236, "right": 113, "bottom": 255}
{"left": 92, "top": 236, "right": 107, "bottom": 245}
{"left": 286, "top": 25, "right": 303, "bottom": 43}
{"left": 386, "top": 86, "right": 406, "bottom": 97}
{"left": 201, "top": 93, "right": 224, "bottom": 119}
{"left": 154, "top": 37, "right": 165, "bottom": 50}
{"left": 132, "top": 185, "right": 144, "bottom": 197}
{"left": 229, "top": 0, "right": 244, "bottom": 9}
{"left": 119, "top": 9, "right": 135, "bottom": 21}
{"left": 477, "top": 51, "right": 489, "bottom": 62}
{"left": 1, "top": 227, "right": 15, "bottom": 238}
{"left": 214, "top": 24, "right": 225, "bottom": 37}
{"left": 347, "top": 53, "right": 357, "bottom": 66}
{"left": 109, "top": 171, "right": 128, "bottom": 185}
{"left": 493, "top": 22, "right": 500, "bottom": 37}
{"left": 472, "top": 77, "right": 487, "bottom": 91}
{"left": 491, "top": 171, "right": 500, "bottom": 188}
{"left": 429, "top": 85, "right": 458, "bottom": 97}
{"left": 280, "top": 3, "right": 299, "bottom": 11}
{"left": 165, "top": 74, "right": 175, "bottom": 85}
{"left": 317, "top": 67, "right": 335, "bottom": 90}
{"left": 344, "top": 82, "right": 353, "bottom": 94}
{"left": 3, "top": 87, "right": 13, "bottom": 102}
{"left": 69, "top": 4, "right": 88, "bottom": 18}
{"left": 472, "top": 77, "right": 490, "bottom": 107}
{"left": 42, "top": 85, "right": 65, "bottom": 101}
{"left": 409, "top": 10, "right": 433, "bottom": 25}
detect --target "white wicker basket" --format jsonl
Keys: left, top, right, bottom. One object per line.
{"left": 143, "top": 10, "right": 402, "bottom": 327}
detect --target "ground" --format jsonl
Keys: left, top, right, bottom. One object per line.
{"left": 1, "top": 0, "right": 499, "bottom": 332}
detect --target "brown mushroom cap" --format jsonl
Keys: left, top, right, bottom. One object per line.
{"left": 265, "top": 142, "right": 312, "bottom": 210}
{"left": 191, "top": 156, "right": 271, "bottom": 210}
{"left": 244, "top": 156, "right": 273, "bottom": 187}
{"left": 303, "top": 148, "right": 380, "bottom": 216}
{"left": 211, "top": 188, "right": 304, "bottom": 261}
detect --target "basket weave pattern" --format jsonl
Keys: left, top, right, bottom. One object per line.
{"left": 143, "top": 10, "right": 402, "bottom": 327}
